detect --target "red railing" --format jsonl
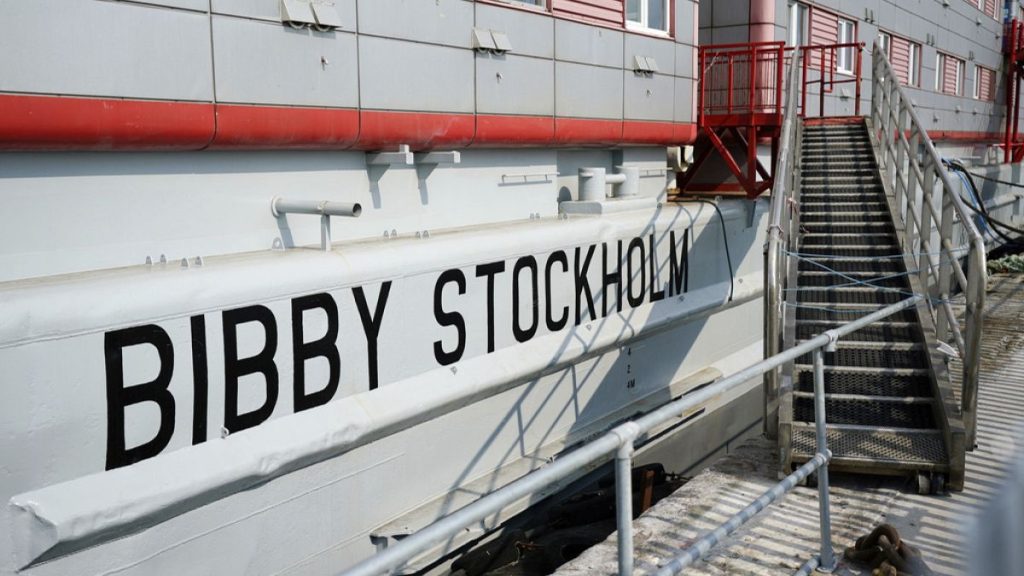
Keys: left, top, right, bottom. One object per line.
{"left": 698, "top": 41, "right": 864, "bottom": 125}
{"left": 699, "top": 41, "right": 785, "bottom": 126}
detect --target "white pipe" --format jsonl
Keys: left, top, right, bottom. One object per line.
{"left": 271, "top": 197, "right": 362, "bottom": 218}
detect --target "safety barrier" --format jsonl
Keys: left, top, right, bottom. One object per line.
{"left": 336, "top": 295, "right": 923, "bottom": 576}
{"left": 870, "top": 40, "right": 987, "bottom": 447}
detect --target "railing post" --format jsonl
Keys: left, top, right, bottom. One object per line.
{"left": 936, "top": 185, "right": 955, "bottom": 343}
{"left": 812, "top": 347, "right": 836, "bottom": 573}
{"left": 905, "top": 127, "right": 921, "bottom": 251}
{"left": 919, "top": 155, "right": 936, "bottom": 295}
{"left": 854, "top": 44, "right": 863, "bottom": 117}
{"left": 615, "top": 424, "right": 639, "bottom": 575}
{"left": 963, "top": 245, "right": 985, "bottom": 449}
{"left": 894, "top": 104, "right": 908, "bottom": 213}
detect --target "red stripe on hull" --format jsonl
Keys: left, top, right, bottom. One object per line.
{"left": 0, "top": 94, "right": 214, "bottom": 151}
{"left": 474, "top": 115, "right": 555, "bottom": 146}
{"left": 554, "top": 118, "right": 623, "bottom": 146}
{"left": 358, "top": 110, "right": 475, "bottom": 150}
{"left": 622, "top": 120, "right": 675, "bottom": 144}
{"left": 0, "top": 94, "right": 699, "bottom": 150}
{"left": 212, "top": 104, "right": 359, "bottom": 149}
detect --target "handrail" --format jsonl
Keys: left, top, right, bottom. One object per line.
{"left": 870, "top": 40, "right": 987, "bottom": 447}
{"left": 338, "top": 297, "right": 923, "bottom": 576}
{"left": 764, "top": 47, "right": 803, "bottom": 440}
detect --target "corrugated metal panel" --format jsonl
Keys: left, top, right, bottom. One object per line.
{"left": 552, "top": 0, "right": 624, "bottom": 27}
{"left": 984, "top": 0, "right": 997, "bottom": 18}
{"left": 942, "top": 53, "right": 961, "bottom": 96}
{"left": 980, "top": 66, "right": 996, "bottom": 101}
{"left": 890, "top": 35, "right": 910, "bottom": 85}
{"left": 809, "top": 7, "right": 838, "bottom": 45}
{"left": 807, "top": 7, "right": 838, "bottom": 67}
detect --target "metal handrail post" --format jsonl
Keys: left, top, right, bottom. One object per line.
{"left": 812, "top": 348, "right": 837, "bottom": 573}
{"left": 614, "top": 424, "right": 640, "bottom": 575}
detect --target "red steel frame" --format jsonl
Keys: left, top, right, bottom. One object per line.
{"left": 1004, "top": 18, "right": 1024, "bottom": 163}
{"left": 680, "top": 41, "right": 864, "bottom": 198}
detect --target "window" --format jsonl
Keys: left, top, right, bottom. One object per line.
{"left": 879, "top": 32, "right": 891, "bottom": 58}
{"left": 975, "top": 65, "right": 996, "bottom": 100}
{"left": 837, "top": 18, "right": 856, "bottom": 74}
{"left": 788, "top": 2, "right": 808, "bottom": 46}
{"left": 909, "top": 42, "right": 921, "bottom": 87}
{"left": 627, "top": 0, "right": 670, "bottom": 33}
{"left": 936, "top": 53, "right": 965, "bottom": 96}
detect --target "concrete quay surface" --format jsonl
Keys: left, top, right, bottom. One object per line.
{"left": 555, "top": 275, "right": 1024, "bottom": 576}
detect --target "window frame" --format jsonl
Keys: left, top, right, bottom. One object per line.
{"left": 836, "top": 17, "right": 856, "bottom": 75}
{"left": 626, "top": 0, "right": 671, "bottom": 35}
{"left": 973, "top": 64, "right": 981, "bottom": 99}
{"left": 879, "top": 31, "right": 891, "bottom": 58}
{"left": 909, "top": 42, "right": 921, "bottom": 87}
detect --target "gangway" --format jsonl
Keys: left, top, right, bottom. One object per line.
{"left": 766, "top": 40, "right": 986, "bottom": 492}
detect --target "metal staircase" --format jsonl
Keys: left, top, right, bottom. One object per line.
{"left": 784, "top": 121, "right": 953, "bottom": 491}
{"left": 765, "top": 42, "right": 986, "bottom": 493}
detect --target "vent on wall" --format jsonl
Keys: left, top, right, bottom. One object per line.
{"left": 281, "top": 0, "right": 342, "bottom": 31}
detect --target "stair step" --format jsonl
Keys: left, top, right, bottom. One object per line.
{"left": 795, "top": 303, "right": 917, "bottom": 322}
{"left": 790, "top": 424, "right": 947, "bottom": 467}
{"left": 793, "top": 395, "right": 936, "bottom": 428}
{"left": 800, "top": 222, "right": 895, "bottom": 234}
{"left": 795, "top": 346, "right": 929, "bottom": 369}
{"left": 800, "top": 202, "right": 887, "bottom": 210}
{"left": 801, "top": 211, "right": 891, "bottom": 223}
{"left": 801, "top": 176, "right": 879, "bottom": 185}
{"left": 793, "top": 369, "right": 930, "bottom": 396}
{"left": 801, "top": 184, "right": 884, "bottom": 192}
{"left": 797, "top": 287, "right": 907, "bottom": 305}
{"left": 800, "top": 193, "right": 887, "bottom": 203}
{"left": 801, "top": 234, "right": 896, "bottom": 247}
{"left": 797, "top": 272, "right": 909, "bottom": 289}
{"left": 796, "top": 320, "right": 919, "bottom": 342}
{"left": 798, "top": 245, "right": 901, "bottom": 256}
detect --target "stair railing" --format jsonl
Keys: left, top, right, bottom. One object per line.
{"left": 870, "top": 40, "right": 987, "bottom": 447}
{"left": 764, "top": 47, "right": 803, "bottom": 440}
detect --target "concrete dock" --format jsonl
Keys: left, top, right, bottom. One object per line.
{"left": 555, "top": 274, "right": 1024, "bottom": 576}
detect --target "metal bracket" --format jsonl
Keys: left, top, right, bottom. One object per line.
{"left": 367, "top": 145, "right": 415, "bottom": 167}
{"left": 414, "top": 151, "right": 461, "bottom": 165}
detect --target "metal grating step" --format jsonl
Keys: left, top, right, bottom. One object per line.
{"left": 801, "top": 211, "right": 891, "bottom": 223}
{"left": 800, "top": 194, "right": 887, "bottom": 204}
{"left": 797, "top": 287, "right": 907, "bottom": 305}
{"left": 796, "top": 304, "right": 918, "bottom": 322}
{"left": 793, "top": 368, "right": 931, "bottom": 396}
{"left": 796, "top": 320, "right": 920, "bottom": 342}
{"left": 798, "top": 245, "right": 900, "bottom": 257}
{"left": 800, "top": 202, "right": 888, "bottom": 213}
{"left": 800, "top": 222, "right": 895, "bottom": 234}
{"left": 795, "top": 346, "right": 929, "bottom": 369}
{"left": 801, "top": 184, "right": 884, "bottom": 193}
{"left": 800, "top": 234, "right": 896, "bottom": 246}
{"left": 791, "top": 425, "right": 947, "bottom": 467}
{"left": 797, "top": 258, "right": 904, "bottom": 273}
{"left": 793, "top": 396, "right": 936, "bottom": 428}
{"left": 796, "top": 272, "right": 909, "bottom": 289}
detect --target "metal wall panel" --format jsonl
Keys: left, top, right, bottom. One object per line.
{"left": 675, "top": 43, "right": 695, "bottom": 79}
{"left": 212, "top": 17, "right": 358, "bottom": 107}
{"left": 675, "top": 0, "right": 698, "bottom": 45}
{"left": 357, "top": 0, "right": 474, "bottom": 48}
{"left": 476, "top": 54, "right": 555, "bottom": 116}
{"left": 128, "top": 0, "right": 210, "bottom": 11}
{"left": 674, "top": 76, "right": 695, "bottom": 123}
{"left": 554, "top": 19, "right": 624, "bottom": 68}
{"left": 212, "top": 0, "right": 357, "bottom": 26}
{"left": 624, "top": 71, "right": 675, "bottom": 121}
{"left": 0, "top": 0, "right": 212, "bottom": 101}
{"left": 474, "top": 3, "right": 555, "bottom": 60}
{"left": 359, "top": 36, "right": 475, "bottom": 113}
{"left": 555, "top": 62, "right": 623, "bottom": 119}
{"left": 625, "top": 34, "right": 676, "bottom": 76}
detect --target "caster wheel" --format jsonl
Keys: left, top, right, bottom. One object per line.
{"left": 806, "top": 470, "right": 819, "bottom": 488}
{"left": 916, "top": 472, "right": 930, "bottom": 495}
{"left": 930, "top": 473, "right": 946, "bottom": 495}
